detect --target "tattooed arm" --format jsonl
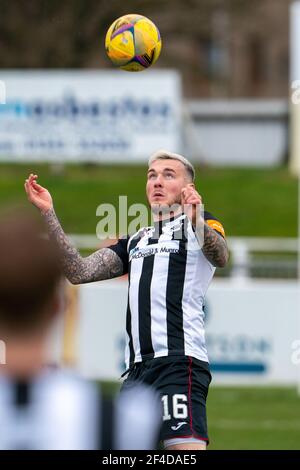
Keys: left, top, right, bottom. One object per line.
{"left": 202, "top": 223, "right": 229, "bottom": 268}
{"left": 43, "top": 209, "right": 124, "bottom": 284}
{"left": 24, "top": 174, "right": 124, "bottom": 284}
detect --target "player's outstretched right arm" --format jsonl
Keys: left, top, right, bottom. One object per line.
{"left": 24, "top": 174, "right": 124, "bottom": 284}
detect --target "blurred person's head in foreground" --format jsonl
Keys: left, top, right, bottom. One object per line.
{"left": 0, "top": 208, "right": 161, "bottom": 451}
{"left": 0, "top": 207, "right": 63, "bottom": 378}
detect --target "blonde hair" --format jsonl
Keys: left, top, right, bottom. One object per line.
{"left": 148, "top": 149, "right": 195, "bottom": 182}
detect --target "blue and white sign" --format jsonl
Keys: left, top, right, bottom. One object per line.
{"left": 204, "top": 281, "right": 299, "bottom": 385}
{"left": 0, "top": 70, "right": 182, "bottom": 162}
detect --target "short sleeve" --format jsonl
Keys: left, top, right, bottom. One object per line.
{"left": 107, "top": 237, "right": 129, "bottom": 274}
{"left": 204, "top": 211, "right": 226, "bottom": 238}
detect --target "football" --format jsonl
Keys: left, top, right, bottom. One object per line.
{"left": 105, "top": 14, "right": 162, "bottom": 72}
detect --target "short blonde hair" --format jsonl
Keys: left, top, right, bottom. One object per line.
{"left": 148, "top": 149, "right": 195, "bottom": 182}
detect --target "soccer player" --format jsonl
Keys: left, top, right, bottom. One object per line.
{"left": 0, "top": 209, "right": 160, "bottom": 450}
{"left": 25, "top": 150, "right": 229, "bottom": 450}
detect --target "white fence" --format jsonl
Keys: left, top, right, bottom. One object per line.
{"left": 228, "top": 237, "right": 298, "bottom": 280}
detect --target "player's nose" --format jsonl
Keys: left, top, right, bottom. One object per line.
{"left": 154, "top": 174, "right": 163, "bottom": 186}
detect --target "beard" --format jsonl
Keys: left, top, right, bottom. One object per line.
{"left": 150, "top": 196, "right": 182, "bottom": 219}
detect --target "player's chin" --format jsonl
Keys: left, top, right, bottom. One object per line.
{"left": 151, "top": 203, "right": 171, "bottom": 215}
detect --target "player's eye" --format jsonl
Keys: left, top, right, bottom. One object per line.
{"left": 148, "top": 173, "right": 156, "bottom": 180}
{"left": 165, "top": 173, "right": 175, "bottom": 179}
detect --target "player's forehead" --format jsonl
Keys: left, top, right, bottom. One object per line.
{"left": 148, "top": 159, "right": 185, "bottom": 174}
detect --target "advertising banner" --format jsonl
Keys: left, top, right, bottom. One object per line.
{"left": 0, "top": 70, "right": 182, "bottom": 162}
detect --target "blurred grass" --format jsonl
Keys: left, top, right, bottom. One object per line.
{"left": 0, "top": 163, "right": 297, "bottom": 237}
{"left": 207, "top": 386, "right": 300, "bottom": 450}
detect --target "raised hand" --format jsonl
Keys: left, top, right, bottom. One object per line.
{"left": 24, "top": 174, "right": 53, "bottom": 213}
{"left": 181, "top": 184, "right": 203, "bottom": 226}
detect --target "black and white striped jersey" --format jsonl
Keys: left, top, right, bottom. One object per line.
{"left": 109, "top": 211, "right": 225, "bottom": 369}
{"left": 0, "top": 370, "right": 160, "bottom": 450}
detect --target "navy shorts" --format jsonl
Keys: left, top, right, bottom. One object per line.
{"left": 121, "top": 355, "right": 212, "bottom": 444}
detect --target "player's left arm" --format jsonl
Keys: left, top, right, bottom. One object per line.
{"left": 182, "top": 185, "right": 229, "bottom": 268}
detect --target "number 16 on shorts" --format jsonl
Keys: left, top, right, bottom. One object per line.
{"left": 162, "top": 394, "right": 188, "bottom": 421}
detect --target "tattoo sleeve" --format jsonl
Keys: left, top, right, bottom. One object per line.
{"left": 201, "top": 223, "right": 229, "bottom": 268}
{"left": 42, "top": 209, "right": 124, "bottom": 284}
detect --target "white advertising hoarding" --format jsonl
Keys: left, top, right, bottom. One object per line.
{"left": 71, "top": 279, "right": 300, "bottom": 385}
{"left": 0, "top": 70, "right": 182, "bottom": 162}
